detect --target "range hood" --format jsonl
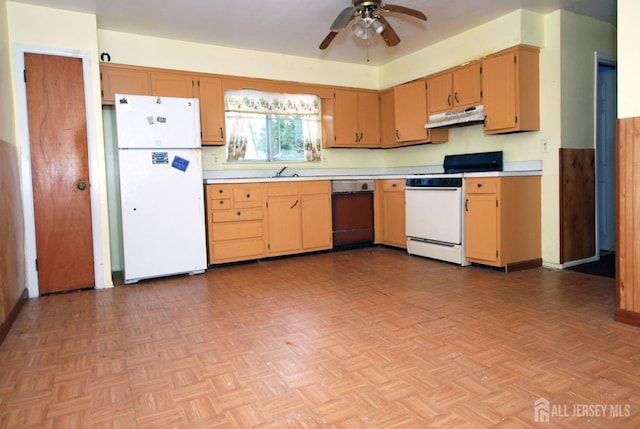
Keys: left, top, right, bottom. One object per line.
{"left": 425, "top": 105, "right": 484, "bottom": 129}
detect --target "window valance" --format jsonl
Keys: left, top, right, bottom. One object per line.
{"left": 225, "top": 89, "right": 320, "bottom": 115}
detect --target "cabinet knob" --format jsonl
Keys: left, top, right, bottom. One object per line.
{"left": 218, "top": 189, "right": 223, "bottom": 194}
{"left": 246, "top": 194, "right": 250, "bottom": 198}
{"left": 392, "top": 183, "right": 397, "bottom": 187}
{"left": 477, "top": 183, "right": 482, "bottom": 188}
{"left": 237, "top": 211, "right": 241, "bottom": 216}
{"left": 219, "top": 200, "right": 224, "bottom": 205}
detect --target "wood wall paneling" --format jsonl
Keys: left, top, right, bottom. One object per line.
{"left": 616, "top": 117, "right": 640, "bottom": 325}
{"left": 0, "top": 140, "right": 28, "bottom": 345}
{"left": 559, "top": 148, "right": 596, "bottom": 263}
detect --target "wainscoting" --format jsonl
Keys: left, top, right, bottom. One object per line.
{"left": 559, "top": 148, "right": 595, "bottom": 263}
{"left": 616, "top": 117, "right": 640, "bottom": 325}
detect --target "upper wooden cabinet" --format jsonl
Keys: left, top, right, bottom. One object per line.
{"left": 330, "top": 89, "right": 380, "bottom": 148}
{"left": 151, "top": 72, "right": 226, "bottom": 145}
{"left": 379, "top": 89, "right": 396, "bottom": 148}
{"left": 482, "top": 45, "right": 540, "bottom": 134}
{"left": 100, "top": 64, "right": 227, "bottom": 146}
{"left": 426, "top": 61, "right": 482, "bottom": 115}
{"left": 150, "top": 71, "right": 198, "bottom": 98}
{"left": 198, "top": 76, "right": 226, "bottom": 145}
{"left": 100, "top": 64, "right": 151, "bottom": 104}
{"left": 392, "top": 80, "right": 448, "bottom": 146}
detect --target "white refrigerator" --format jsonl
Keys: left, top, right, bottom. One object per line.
{"left": 115, "top": 94, "right": 207, "bottom": 284}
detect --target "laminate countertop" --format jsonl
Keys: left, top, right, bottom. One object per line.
{"left": 202, "top": 161, "right": 542, "bottom": 184}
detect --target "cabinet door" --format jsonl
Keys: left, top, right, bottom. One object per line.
{"left": 465, "top": 193, "right": 498, "bottom": 262}
{"left": 199, "top": 76, "right": 226, "bottom": 145}
{"left": 426, "top": 73, "right": 452, "bottom": 114}
{"left": 452, "top": 62, "right": 482, "bottom": 108}
{"left": 333, "top": 90, "right": 358, "bottom": 146}
{"left": 382, "top": 185, "right": 406, "bottom": 248}
{"left": 380, "top": 90, "right": 396, "bottom": 148}
{"left": 358, "top": 91, "right": 380, "bottom": 147}
{"left": 267, "top": 195, "right": 302, "bottom": 253}
{"left": 101, "top": 65, "right": 150, "bottom": 104}
{"left": 151, "top": 72, "right": 196, "bottom": 98}
{"left": 394, "top": 80, "right": 428, "bottom": 142}
{"left": 482, "top": 51, "right": 517, "bottom": 132}
{"left": 301, "top": 193, "right": 332, "bottom": 250}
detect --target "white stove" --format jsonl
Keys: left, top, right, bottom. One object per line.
{"left": 405, "top": 151, "right": 503, "bottom": 265}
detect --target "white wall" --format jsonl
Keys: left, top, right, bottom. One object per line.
{"left": 379, "top": 10, "right": 545, "bottom": 88}
{"left": 0, "top": 0, "right": 14, "bottom": 142}
{"left": 618, "top": 0, "right": 640, "bottom": 118}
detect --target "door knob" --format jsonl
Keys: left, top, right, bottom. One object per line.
{"left": 77, "top": 181, "right": 87, "bottom": 191}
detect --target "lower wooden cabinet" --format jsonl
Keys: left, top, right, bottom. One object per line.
{"left": 266, "top": 180, "right": 332, "bottom": 256}
{"left": 464, "top": 176, "right": 541, "bottom": 270}
{"left": 206, "top": 180, "right": 332, "bottom": 264}
{"left": 374, "top": 179, "right": 407, "bottom": 248}
{"left": 205, "top": 183, "right": 266, "bottom": 264}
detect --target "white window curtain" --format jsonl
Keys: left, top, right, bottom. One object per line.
{"left": 224, "top": 89, "right": 322, "bottom": 161}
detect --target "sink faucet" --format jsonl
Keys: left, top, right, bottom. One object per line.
{"left": 276, "top": 165, "right": 288, "bottom": 177}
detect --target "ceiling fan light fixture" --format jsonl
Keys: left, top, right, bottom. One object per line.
{"left": 370, "top": 18, "right": 385, "bottom": 34}
{"left": 351, "top": 19, "right": 368, "bottom": 39}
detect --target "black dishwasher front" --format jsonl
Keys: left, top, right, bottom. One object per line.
{"left": 331, "top": 180, "right": 375, "bottom": 249}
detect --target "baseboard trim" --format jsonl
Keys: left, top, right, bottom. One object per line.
{"left": 0, "top": 288, "right": 29, "bottom": 346}
{"left": 506, "top": 258, "right": 543, "bottom": 273}
{"left": 615, "top": 308, "right": 640, "bottom": 328}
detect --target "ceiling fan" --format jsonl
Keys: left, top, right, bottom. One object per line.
{"left": 319, "top": 0, "right": 427, "bottom": 50}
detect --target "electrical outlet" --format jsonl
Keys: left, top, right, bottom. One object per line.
{"left": 541, "top": 139, "right": 550, "bottom": 153}
{"left": 212, "top": 154, "right": 219, "bottom": 164}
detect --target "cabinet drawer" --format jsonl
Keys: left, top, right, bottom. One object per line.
{"left": 212, "top": 220, "right": 263, "bottom": 241}
{"left": 212, "top": 208, "right": 263, "bottom": 222}
{"left": 382, "top": 179, "right": 405, "bottom": 191}
{"left": 299, "top": 180, "right": 330, "bottom": 195}
{"left": 208, "top": 185, "right": 232, "bottom": 199}
{"left": 466, "top": 179, "right": 498, "bottom": 194}
{"left": 210, "top": 198, "right": 231, "bottom": 210}
{"left": 212, "top": 238, "right": 265, "bottom": 261}
{"left": 233, "top": 186, "right": 262, "bottom": 208}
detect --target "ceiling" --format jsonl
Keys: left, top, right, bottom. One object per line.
{"left": 10, "top": 0, "right": 617, "bottom": 66}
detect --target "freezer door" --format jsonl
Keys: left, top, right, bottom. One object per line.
{"left": 115, "top": 94, "right": 201, "bottom": 149}
{"left": 119, "top": 148, "right": 207, "bottom": 283}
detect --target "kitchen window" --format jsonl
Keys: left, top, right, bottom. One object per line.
{"left": 224, "top": 89, "right": 322, "bottom": 162}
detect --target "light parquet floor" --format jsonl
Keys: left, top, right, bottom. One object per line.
{"left": 1, "top": 247, "right": 640, "bottom": 428}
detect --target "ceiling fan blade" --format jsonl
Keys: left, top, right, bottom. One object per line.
{"left": 330, "top": 6, "right": 358, "bottom": 30}
{"left": 377, "top": 15, "right": 401, "bottom": 47}
{"left": 382, "top": 4, "right": 427, "bottom": 21}
{"left": 319, "top": 31, "right": 339, "bottom": 50}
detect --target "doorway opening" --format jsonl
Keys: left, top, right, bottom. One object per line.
{"left": 596, "top": 57, "right": 617, "bottom": 256}
{"left": 570, "top": 55, "right": 617, "bottom": 279}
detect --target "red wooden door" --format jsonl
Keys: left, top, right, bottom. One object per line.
{"left": 25, "top": 53, "right": 95, "bottom": 294}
